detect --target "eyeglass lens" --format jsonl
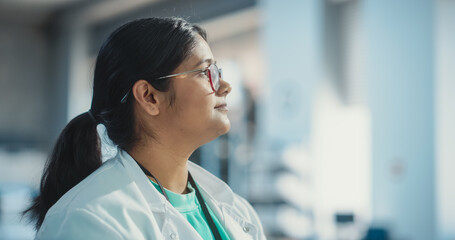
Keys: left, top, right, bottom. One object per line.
{"left": 209, "top": 64, "right": 221, "bottom": 92}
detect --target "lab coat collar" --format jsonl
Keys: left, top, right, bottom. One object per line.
{"left": 117, "top": 149, "right": 235, "bottom": 210}
{"left": 118, "top": 149, "right": 167, "bottom": 211}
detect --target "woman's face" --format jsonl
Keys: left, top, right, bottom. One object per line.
{"left": 160, "top": 34, "right": 232, "bottom": 144}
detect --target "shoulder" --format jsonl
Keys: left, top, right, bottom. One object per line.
{"left": 37, "top": 157, "right": 152, "bottom": 239}
{"left": 46, "top": 158, "right": 141, "bottom": 214}
{"left": 36, "top": 207, "right": 124, "bottom": 240}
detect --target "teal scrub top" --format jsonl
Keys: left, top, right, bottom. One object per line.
{"left": 150, "top": 180, "right": 231, "bottom": 240}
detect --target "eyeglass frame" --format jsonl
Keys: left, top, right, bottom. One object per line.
{"left": 120, "top": 63, "right": 223, "bottom": 103}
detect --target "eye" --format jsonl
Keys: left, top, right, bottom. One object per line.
{"left": 200, "top": 70, "right": 209, "bottom": 78}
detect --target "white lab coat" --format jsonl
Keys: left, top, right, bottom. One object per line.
{"left": 35, "top": 149, "right": 266, "bottom": 240}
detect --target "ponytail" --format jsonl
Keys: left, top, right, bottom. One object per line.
{"left": 24, "top": 112, "right": 101, "bottom": 230}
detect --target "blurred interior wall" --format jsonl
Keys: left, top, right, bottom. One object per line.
{"left": 364, "top": 0, "right": 435, "bottom": 239}
{"left": 0, "top": 11, "right": 74, "bottom": 152}
{"left": 314, "top": 1, "right": 372, "bottom": 239}
{"left": 258, "top": 0, "right": 321, "bottom": 148}
{"left": 0, "top": 21, "right": 51, "bottom": 150}
{"left": 436, "top": 0, "right": 455, "bottom": 239}
{"left": 257, "top": 0, "right": 323, "bottom": 238}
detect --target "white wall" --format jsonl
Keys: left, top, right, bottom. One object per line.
{"left": 436, "top": 1, "right": 455, "bottom": 239}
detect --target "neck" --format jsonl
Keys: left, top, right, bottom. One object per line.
{"left": 128, "top": 140, "right": 194, "bottom": 194}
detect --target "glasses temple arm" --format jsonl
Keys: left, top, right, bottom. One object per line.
{"left": 120, "top": 67, "right": 208, "bottom": 103}
{"left": 157, "top": 68, "right": 206, "bottom": 79}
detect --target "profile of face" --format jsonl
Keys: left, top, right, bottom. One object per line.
{"left": 166, "top": 34, "right": 232, "bottom": 141}
{"left": 133, "top": 34, "right": 232, "bottom": 147}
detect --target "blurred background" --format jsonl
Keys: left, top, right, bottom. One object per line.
{"left": 0, "top": 0, "right": 454, "bottom": 239}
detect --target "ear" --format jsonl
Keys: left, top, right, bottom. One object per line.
{"left": 131, "top": 80, "right": 165, "bottom": 116}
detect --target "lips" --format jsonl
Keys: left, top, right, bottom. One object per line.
{"left": 215, "top": 103, "right": 228, "bottom": 111}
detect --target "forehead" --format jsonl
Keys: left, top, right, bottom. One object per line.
{"left": 179, "top": 34, "right": 214, "bottom": 71}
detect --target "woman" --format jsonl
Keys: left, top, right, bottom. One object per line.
{"left": 25, "top": 17, "right": 265, "bottom": 239}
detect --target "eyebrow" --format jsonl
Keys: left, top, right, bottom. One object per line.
{"left": 193, "top": 58, "right": 215, "bottom": 68}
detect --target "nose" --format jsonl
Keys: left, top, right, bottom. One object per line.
{"left": 216, "top": 79, "right": 232, "bottom": 96}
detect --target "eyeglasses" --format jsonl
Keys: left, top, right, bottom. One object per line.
{"left": 158, "top": 63, "right": 223, "bottom": 92}
{"left": 121, "top": 63, "right": 223, "bottom": 103}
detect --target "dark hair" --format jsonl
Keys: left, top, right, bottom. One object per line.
{"left": 24, "top": 17, "right": 207, "bottom": 230}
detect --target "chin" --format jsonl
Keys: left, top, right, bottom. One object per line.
{"left": 201, "top": 124, "right": 230, "bottom": 146}
{"left": 210, "top": 121, "right": 230, "bottom": 140}
{"left": 202, "top": 119, "right": 231, "bottom": 143}
{"left": 218, "top": 122, "right": 231, "bottom": 135}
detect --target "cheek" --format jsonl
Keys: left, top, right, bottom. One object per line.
{"left": 170, "top": 80, "right": 223, "bottom": 134}
{"left": 176, "top": 92, "right": 214, "bottom": 122}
